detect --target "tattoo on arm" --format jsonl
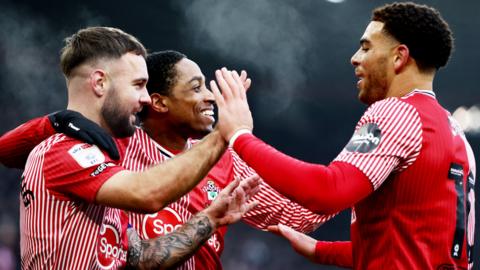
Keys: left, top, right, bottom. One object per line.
{"left": 126, "top": 213, "right": 214, "bottom": 269}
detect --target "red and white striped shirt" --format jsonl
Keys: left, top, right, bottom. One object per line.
{"left": 336, "top": 90, "right": 476, "bottom": 269}
{"left": 125, "top": 129, "right": 333, "bottom": 270}
{"left": 230, "top": 90, "right": 476, "bottom": 269}
{"left": 20, "top": 134, "right": 128, "bottom": 269}
{"left": 334, "top": 94, "right": 423, "bottom": 189}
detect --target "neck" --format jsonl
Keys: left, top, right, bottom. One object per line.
{"left": 142, "top": 117, "right": 189, "bottom": 151}
{"left": 387, "top": 65, "right": 435, "bottom": 98}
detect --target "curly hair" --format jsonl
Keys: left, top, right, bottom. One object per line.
{"left": 372, "top": 2, "right": 453, "bottom": 71}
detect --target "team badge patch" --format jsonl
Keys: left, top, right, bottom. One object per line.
{"left": 345, "top": 123, "right": 382, "bottom": 153}
{"left": 68, "top": 143, "right": 105, "bottom": 168}
{"left": 202, "top": 180, "right": 220, "bottom": 201}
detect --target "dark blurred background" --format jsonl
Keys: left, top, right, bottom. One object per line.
{"left": 0, "top": 0, "right": 478, "bottom": 269}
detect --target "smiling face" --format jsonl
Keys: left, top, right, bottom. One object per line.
{"left": 163, "top": 58, "right": 215, "bottom": 138}
{"left": 350, "top": 21, "right": 399, "bottom": 105}
{"left": 101, "top": 53, "right": 150, "bottom": 137}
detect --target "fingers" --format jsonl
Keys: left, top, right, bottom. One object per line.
{"left": 238, "top": 175, "right": 261, "bottom": 201}
{"left": 243, "top": 200, "right": 259, "bottom": 213}
{"left": 232, "top": 71, "right": 247, "bottom": 100}
{"left": 240, "top": 70, "right": 247, "bottom": 82}
{"left": 221, "top": 178, "right": 240, "bottom": 196}
{"left": 240, "top": 175, "right": 261, "bottom": 190}
{"left": 243, "top": 78, "right": 252, "bottom": 92}
{"left": 210, "top": 79, "right": 225, "bottom": 108}
{"left": 215, "top": 69, "right": 234, "bottom": 101}
{"left": 220, "top": 68, "right": 241, "bottom": 98}
{"left": 238, "top": 70, "right": 252, "bottom": 92}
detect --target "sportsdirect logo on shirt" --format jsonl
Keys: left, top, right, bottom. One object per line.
{"left": 345, "top": 123, "right": 382, "bottom": 153}
{"left": 96, "top": 224, "right": 127, "bottom": 269}
{"left": 142, "top": 207, "right": 183, "bottom": 239}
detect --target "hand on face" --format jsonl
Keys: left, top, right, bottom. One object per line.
{"left": 210, "top": 68, "right": 254, "bottom": 142}
{"left": 203, "top": 175, "right": 260, "bottom": 227}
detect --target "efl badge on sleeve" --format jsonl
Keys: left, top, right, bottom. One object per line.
{"left": 202, "top": 180, "right": 220, "bottom": 201}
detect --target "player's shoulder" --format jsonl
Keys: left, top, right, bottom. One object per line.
{"left": 358, "top": 96, "right": 423, "bottom": 137}
{"left": 363, "top": 93, "right": 425, "bottom": 125}
{"left": 367, "top": 96, "right": 417, "bottom": 116}
{"left": 31, "top": 133, "right": 69, "bottom": 155}
{"left": 44, "top": 135, "right": 108, "bottom": 169}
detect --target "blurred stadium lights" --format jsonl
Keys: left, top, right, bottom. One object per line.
{"left": 453, "top": 105, "right": 480, "bottom": 135}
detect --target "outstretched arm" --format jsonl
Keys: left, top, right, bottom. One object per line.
{"left": 126, "top": 175, "right": 260, "bottom": 269}
{"left": 210, "top": 69, "right": 372, "bottom": 214}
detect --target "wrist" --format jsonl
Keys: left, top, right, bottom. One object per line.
{"left": 228, "top": 128, "right": 252, "bottom": 147}
{"left": 199, "top": 208, "right": 219, "bottom": 231}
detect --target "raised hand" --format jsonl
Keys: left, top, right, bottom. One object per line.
{"left": 210, "top": 68, "right": 254, "bottom": 142}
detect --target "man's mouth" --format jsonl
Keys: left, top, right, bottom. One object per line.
{"left": 355, "top": 72, "right": 364, "bottom": 88}
{"left": 201, "top": 109, "right": 215, "bottom": 122}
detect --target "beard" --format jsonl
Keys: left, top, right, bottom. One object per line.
{"left": 358, "top": 56, "right": 389, "bottom": 105}
{"left": 101, "top": 87, "right": 137, "bottom": 138}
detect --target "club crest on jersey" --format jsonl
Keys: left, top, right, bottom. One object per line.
{"left": 96, "top": 224, "right": 127, "bottom": 269}
{"left": 202, "top": 180, "right": 220, "bottom": 201}
{"left": 68, "top": 143, "right": 105, "bottom": 168}
{"left": 142, "top": 207, "right": 183, "bottom": 239}
{"left": 345, "top": 123, "right": 382, "bottom": 153}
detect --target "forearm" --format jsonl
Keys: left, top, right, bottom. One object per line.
{"left": 233, "top": 133, "right": 372, "bottom": 214}
{"left": 127, "top": 211, "right": 216, "bottom": 270}
{"left": 98, "top": 131, "right": 227, "bottom": 213}
{"left": 0, "top": 116, "right": 55, "bottom": 169}
{"left": 314, "top": 241, "right": 352, "bottom": 268}
{"left": 140, "top": 131, "right": 227, "bottom": 210}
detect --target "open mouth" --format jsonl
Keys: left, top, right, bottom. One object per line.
{"left": 201, "top": 109, "right": 215, "bottom": 122}
{"left": 355, "top": 72, "right": 364, "bottom": 88}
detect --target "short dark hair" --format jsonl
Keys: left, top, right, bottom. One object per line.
{"left": 138, "top": 50, "right": 186, "bottom": 120}
{"left": 145, "top": 50, "right": 186, "bottom": 96}
{"left": 372, "top": 2, "right": 453, "bottom": 71}
{"left": 60, "top": 26, "right": 147, "bottom": 78}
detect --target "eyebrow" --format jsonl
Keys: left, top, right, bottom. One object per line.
{"left": 133, "top": 78, "right": 148, "bottom": 84}
{"left": 188, "top": 76, "right": 204, "bottom": 84}
{"left": 360, "top": 38, "right": 371, "bottom": 46}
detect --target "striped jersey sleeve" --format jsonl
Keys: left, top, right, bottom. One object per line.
{"left": 43, "top": 135, "right": 124, "bottom": 202}
{"left": 334, "top": 97, "right": 423, "bottom": 190}
{"left": 231, "top": 149, "right": 334, "bottom": 233}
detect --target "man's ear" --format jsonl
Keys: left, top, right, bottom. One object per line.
{"left": 90, "top": 69, "right": 108, "bottom": 97}
{"left": 150, "top": 93, "right": 169, "bottom": 113}
{"left": 393, "top": 44, "right": 410, "bottom": 73}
